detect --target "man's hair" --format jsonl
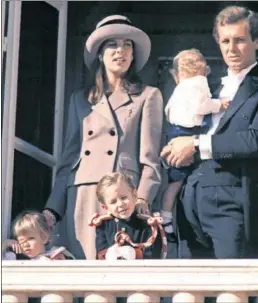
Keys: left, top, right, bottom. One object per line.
{"left": 213, "top": 6, "right": 258, "bottom": 42}
{"left": 172, "top": 48, "right": 208, "bottom": 78}
{"left": 96, "top": 172, "right": 136, "bottom": 204}
{"left": 12, "top": 210, "right": 50, "bottom": 242}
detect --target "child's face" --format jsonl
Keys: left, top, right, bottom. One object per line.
{"left": 17, "top": 231, "right": 46, "bottom": 258}
{"left": 101, "top": 180, "right": 136, "bottom": 219}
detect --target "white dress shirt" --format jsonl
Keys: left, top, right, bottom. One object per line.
{"left": 199, "top": 61, "right": 258, "bottom": 159}
{"left": 165, "top": 75, "right": 221, "bottom": 127}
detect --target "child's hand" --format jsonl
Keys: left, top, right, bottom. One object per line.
{"left": 49, "top": 246, "right": 66, "bottom": 260}
{"left": 50, "top": 253, "right": 66, "bottom": 260}
{"left": 220, "top": 98, "right": 231, "bottom": 111}
{"left": 135, "top": 198, "right": 150, "bottom": 215}
{"left": 3, "top": 239, "right": 22, "bottom": 254}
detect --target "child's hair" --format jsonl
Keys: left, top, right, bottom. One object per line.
{"left": 96, "top": 172, "right": 136, "bottom": 204}
{"left": 172, "top": 48, "right": 209, "bottom": 78}
{"left": 12, "top": 211, "right": 50, "bottom": 243}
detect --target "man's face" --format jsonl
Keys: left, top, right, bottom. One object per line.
{"left": 217, "top": 19, "right": 258, "bottom": 74}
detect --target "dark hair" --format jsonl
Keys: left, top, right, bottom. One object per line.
{"left": 84, "top": 41, "right": 145, "bottom": 104}
{"left": 213, "top": 6, "right": 258, "bottom": 43}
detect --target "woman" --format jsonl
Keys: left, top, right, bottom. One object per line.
{"left": 43, "top": 15, "right": 164, "bottom": 259}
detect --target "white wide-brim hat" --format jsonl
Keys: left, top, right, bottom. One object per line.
{"left": 84, "top": 15, "right": 151, "bottom": 72}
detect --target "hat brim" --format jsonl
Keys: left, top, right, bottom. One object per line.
{"left": 84, "top": 24, "right": 151, "bottom": 72}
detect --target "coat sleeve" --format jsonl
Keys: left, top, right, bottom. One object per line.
{"left": 45, "top": 92, "right": 81, "bottom": 217}
{"left": 137, "top": 87, "right": 164, "bottom": 204}
{"left": 187, "top": 87, "right": 221, "bottom": 115}
{"left": 212, "top": 108, "right": 258, "bottom": 160}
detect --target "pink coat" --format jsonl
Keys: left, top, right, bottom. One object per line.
{"left": 46, "top": 86, "right": 164, "bottom": 259}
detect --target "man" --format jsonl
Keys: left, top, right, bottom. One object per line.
{"left": 161, "top": 5, "right": 258, "bottom": 258}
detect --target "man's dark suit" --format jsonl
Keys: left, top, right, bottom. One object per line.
{"left": 177, "top": 64, "right": 258, "bottom": 258}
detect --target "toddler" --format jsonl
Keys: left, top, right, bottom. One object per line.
{"left": 89, "top": 172, "right": 166, "bottom": 260}
{"left": 161, "top": 48, "right": 230, "bottom": 235}
{"left": 2, "top": 211, "right": 75, "bottom": 260}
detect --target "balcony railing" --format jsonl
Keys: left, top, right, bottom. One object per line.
{"left": 2, "top": 260, "right": 258, "bottom": 303}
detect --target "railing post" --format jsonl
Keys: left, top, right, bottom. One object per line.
{"left": 41, "top": 292, "right": 73, "bottom": 303}
{"left": 173, "top": 292, "right": 204, "bottom": 303}
{"left": 127, "top": 292, "right": 160, "bottom": 303}
{"left": 217, "top": 292, "right": 248, "bottom": 303}
{"left": 84, "top": 293, "right": 116, "bottom": 303}
{"left": 2, "top": 292, "right": 28, "bottom": 303}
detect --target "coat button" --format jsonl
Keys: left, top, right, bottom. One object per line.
{"left": 107, "top": 150, "right": 113, "bottom": 155}
{"left": 109, "top": 129, "right": 116, "bottom": 136}
{"left": 85, "top": 150, "right": 91, "bottom": 156}
{"left": 88, "top": 130, "right": 93, "bottom": 136}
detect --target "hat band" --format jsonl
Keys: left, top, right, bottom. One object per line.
{"left": 98, "top": 19, "right": 132, "bottom": 28}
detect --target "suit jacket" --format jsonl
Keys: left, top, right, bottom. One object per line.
{"left": 96, "top": 212, "right": 162, "bottom": 259}
{"left": 194, "top": 64, "right": 258, "bottom": 248}
{"left": 46, "top": 86, "right": 164, "bottom": 218}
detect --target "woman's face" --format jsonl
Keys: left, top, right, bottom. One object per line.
{"left": 101, "top": 38, "right": 134, "bottom": 77}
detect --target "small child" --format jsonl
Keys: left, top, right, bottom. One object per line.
{"left": 89, "top": 172, "right": 166, "bottom": 260}
{"left": 2, "top": 211, "right": 75, "bottom": 260}
{"left": 161, "top": 48, "right": 230, "bottom": 235}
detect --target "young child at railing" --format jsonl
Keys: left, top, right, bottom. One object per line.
{"left": 2, "top": 210, "right": 75, "bottom": 260}
{"left": 160, "top": 48, "right": 231, "bottom": 237}
{"left": 89, "top": 172, "right": 167, "bottom": 261}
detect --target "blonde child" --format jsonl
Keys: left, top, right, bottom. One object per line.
{"left": 161, "top": 49, "right": 230, "bottom": 235}
{"left": 89, "top": 172, "right": 166, "bottom": 261}
{"left": 2, "top": 211, "right": 74, "bottom": 260}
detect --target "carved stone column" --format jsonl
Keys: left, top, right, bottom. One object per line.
{"left": 84, "top": 293, "right": 116, "bottom": 303}
{"left": 41, "top": 292, "right": 73, "bottom": 303}
{"left": 127, "top": 292, "right": 160, "bottom": 303}
{"left": 2, "top": 292, "right": 28, "bottom": 303}
{"left": 173, "top": 292, "right": 204, "bottom": 303}
{"left": 217, "top": 292, "right": 248, "bottom": 303}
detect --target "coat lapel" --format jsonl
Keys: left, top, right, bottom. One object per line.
{"left": 215, "top": 65, "right": 258, "bottom": 133}
{"left": 93, "top": 94, "right": 116, "bottom": 127}
{"left": 108, "top": 90, "right": 131, "bottom": 111}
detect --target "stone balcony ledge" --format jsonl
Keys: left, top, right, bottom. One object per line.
{"left": 3, "top": 259, "right": 258, "bottom": 294}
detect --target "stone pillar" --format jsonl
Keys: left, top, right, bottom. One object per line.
{"left": 217, "top": 292, "right": 248, "bottom": 303}
{"left": 127, "top": 292, "right": 160, "bottom": 303}
{"left": 41, "top": 292, "right": 73, "bottom": 303}
{"left": 173, "top": 292, "right": 203, "bottom": 303}
{"left": 2, "top": 292, "right": 28, "bottom": 303}
{"left": 84, "top": 293, "right": 116, "bottom": 303}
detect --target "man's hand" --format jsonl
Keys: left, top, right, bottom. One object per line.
{"left": 135, "top": 198, "right": 150, "bottom": 215}
{"left": 160, "top": 136, "right": 196, "bottom": 168}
